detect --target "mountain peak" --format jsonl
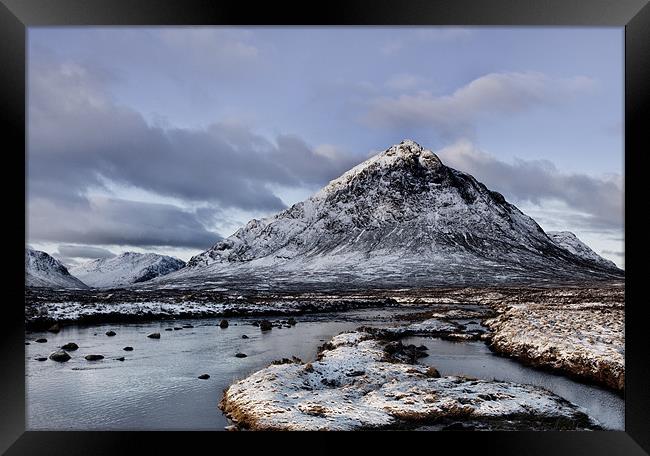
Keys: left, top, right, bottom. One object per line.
{"left": 380, "top": 139, "right": 442, "bottom": 166}
{"left": 173, "top": 140, "right": 623, "bottom": 287}
{"left": 321, "top": 140, "right": 444, "bottom": 196}
{"left": 385, "top": 139, "right": 423, "bottom": 156}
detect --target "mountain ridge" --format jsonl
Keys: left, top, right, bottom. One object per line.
{"left": 25, "top": 248, "right": 89, "bottom": 289}
{"left": 154, "top": 140, "right": 621, "bottom": 290}
{"left": 547, "top": 231, "right": 619, "bottom": 270}
{"left": 70, "top": 251, "right": 186, "bottom": 288}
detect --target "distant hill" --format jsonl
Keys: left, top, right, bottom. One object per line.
{"left": 70, "top": 252, "right": 185, "bottom": 288}
{"left": 26, "top": 248, "right": 88, "bottom": 289}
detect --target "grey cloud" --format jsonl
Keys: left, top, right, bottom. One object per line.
{"left": 57, "top": 245, "right": 116, "bottom": 259}
{"left": 27, "top": 53, "right": 366, "bottom": 252}
{"left": 28, "top": 197, "right": 221, "bottom": 249}
{"left": 28, "top": 56, "right": 360, "bottom": 213}
{"left": 437, "top": 140, "right": 623, "bottom": 230}
{"left": 273, "top": 135, "right": 360, "bottom": 186}
{"left": 363, "top": 72, "right": 596, "bottom": 138}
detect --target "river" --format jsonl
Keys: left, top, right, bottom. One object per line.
{"left": 25, "top": 307, "right": 623, "bottom": 430}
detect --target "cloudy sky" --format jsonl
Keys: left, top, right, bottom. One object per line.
{"left": 27, "top": 27, "right": 624, "bottom": 268}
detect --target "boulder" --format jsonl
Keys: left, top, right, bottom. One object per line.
{"left": 47, "top": 324, "right": 61, "bottom": 333}
{"left": 219, "top": 320, "right": 229, "bottom": 328}
{"left": 147, "top": 333, "right": 161, "bottom": 339}
{"left": 49, "top": 350, "right": 71, "bottom": 362}
{"left": 259, "top": 320, "right": 273, "bottom": 331}
{"left": 123, "top": 346, "right": 134, "bottom": 351}
{"left": 85, "top": 354, "right": 104, "bottom": 361}
{"left": 287, "top": 318, "right": 297, "bottom": 326}
{"left": 35, "top": 338, "right": 47, "bottom": 343}
{"left": 106, "top": 330, "right": 116, "bottom": 337}
{"left": 61, "top": 342, "right": 79, "bottom": 351}
{"left": 116, "top": 357, "right": 125, "bottom": 361}
{"left": 241, "top": 335, "right": 249, "bottom": 339}
{"left": 165, "top": 328, "right": 173, "bottom": 331}
{"left": 182, "top": 324, "right": 194, "bottom": 328}
{"left": 235, "top": 353, "right": 248, "bottom": 358}
{"left": 35, "top": 357, "right": 47, "bottom": 361}
{"left": 198, "top": 374, "right": 210, "bottom": 379}
{"left": 425, "top": 367, "right": 441, "bottom": 378}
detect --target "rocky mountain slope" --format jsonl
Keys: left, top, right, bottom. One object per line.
{"left": 155, "top": 140, "right": 623, "bottom": 290}
{"left": 547, "top": 231, "right": 619, "bottom": 270}
{"left": 26, "top": 248, "right": 88, "bottom": 289}
{"left": 70, "top": 252, "right": 185, "bottom": 288}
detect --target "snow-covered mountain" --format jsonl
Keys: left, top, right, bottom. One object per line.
{"left": 154, "top": 140, "right": 623, "bottom": 290}
{"left": 70, "top": 252, "right": 186, "bottom": 288}
{"left": 26, "top": 248, "right": 88, "bottom": 289}
{"left": 547, "top": 231, "right": 619, "bottom": 270}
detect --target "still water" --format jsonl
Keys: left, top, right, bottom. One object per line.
{"left": 26, "top": 308, "right": 623, "bottom": 430}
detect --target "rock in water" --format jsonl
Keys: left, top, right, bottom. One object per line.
{"left": 219, "top": 320, "right": 229, "bottom": 328}
{"left": 105, "top": 330, "right": 116, "bottom": 337}
{"left": 47, "top": 324, "right": 61, "bottom": 333}
{"left": 123, "top": 346, "right": 134, "bottom": 351}
{"left": 35, "top": 338, "right": 47, "bottom": 343}
{"left": 198, "top": 374, "right": 210, "bottom": 380}
{"left": 235, "top": 353, "right": 247, "bottom": 358}
{"left": 85, "top": 354, "right": 104, "bottom": 361}
{"left": 61, "top": 342, "right": 79, "bottom": 351}
{"left": 49, "top": 350, "right": 71, "bottom": 362}
{"left": 147, "top": 333, "right": 161, "bottom": 339}
{"left": 241, "top": 335, "right": 249, "bottom": 339}
{"left": 35, "top": 357, "right": 47, "bottom": 362}
{"left": 259, "top": 320, "right": 272, "bottom": 331}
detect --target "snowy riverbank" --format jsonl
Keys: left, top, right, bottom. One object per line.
{"left": 220, "top": 329, "right": 596, "bottom": 430}
{"left": 484, "top": 301, "right": 624, "bottom": 392}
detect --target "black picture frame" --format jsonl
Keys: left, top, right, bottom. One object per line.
{"left": 2, "top": 0, "right": 647, "bottom": 453}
